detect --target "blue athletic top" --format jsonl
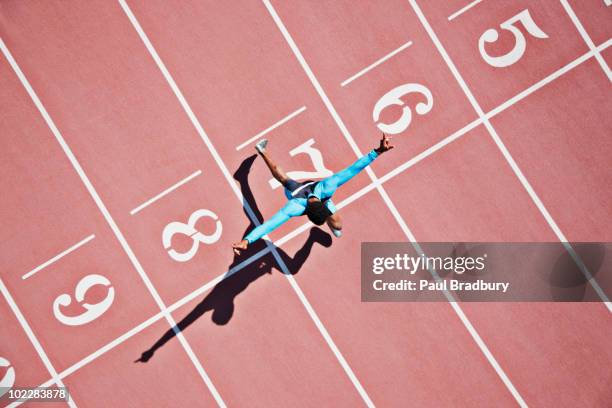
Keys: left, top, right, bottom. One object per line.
{"left": 245, "top": 149, "right": 379, "bottom": 244}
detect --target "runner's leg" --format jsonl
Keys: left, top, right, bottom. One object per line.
{"left": 259, "top": 149, "right": 289, "bottom": 186}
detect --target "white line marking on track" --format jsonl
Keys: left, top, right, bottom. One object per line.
{"left": 262, "top": 2, "right": 377, "bottom": 406}
{"left": 130, "top": 169, "right": 202, "bottom": 215}
{"left": 0, "top": 278, "right": 78, "bottom": 408}
{"left": 486, "top": 49, "right": 594, "bottom": 119}
{"left": 264, "top": 0, "right": 529, "bottom": 406}
{"left": 486, "top": 40, "right": 610, "bottom": 120}
{"left": 119, "top": 0, "right": 373, "bottom": 406}
{"left": 340, "top": 40, "right": 413, "bottom": 87}
{"left": 409, "top": 0, "right": 612, "bottom": 315}
{"left": 39, "top": 247, "right": 272, "bottom": 390}
{"left": 263, "top": 0, "right": 524, "bottom": 404}
{"left": 560, "top": 0, "right": 612, "bottom": 82}
{"left": 1, "top": 33, "right": 225, "bottom": 408}
{"left": 236, "top": 106, "right": 306, "bottom": 150}
{"left": 68, "top": 119, "right": 485, "bottom": 373}
{"left": 22, "top": 234, "right": 95, "bottom": 280}
{"left": 119, "top": 0, "right": 374, "bottom": 405}
{"left": 485, "top": 39, "right": 609, "bottom": 121}
{"left": 17, "top": 31, "right": 606, "bottom": 400}
{"left": 448, "top": 0, "right": 484, "bottom": 21}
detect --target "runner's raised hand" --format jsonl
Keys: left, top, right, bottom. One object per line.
{"left": 375, "top": 133, "right": 394, "bottom": 154}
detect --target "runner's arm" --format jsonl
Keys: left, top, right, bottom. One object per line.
{"left": 319, "top": 150, "right": 379, "bottom": 194}
{"left": 319, "top": 133, "right": 393, "bottom": 195}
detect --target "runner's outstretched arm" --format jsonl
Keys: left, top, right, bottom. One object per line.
{"left": 319, "top": 133, "right": 394, "bottom": 194}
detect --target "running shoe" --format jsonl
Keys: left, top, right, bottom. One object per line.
{"left": 255, "top": 139, "right": 268, "bottom": 154}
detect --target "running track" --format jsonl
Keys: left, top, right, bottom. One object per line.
{"left": 1, "top": 0, "right": 611, "bottom": 406}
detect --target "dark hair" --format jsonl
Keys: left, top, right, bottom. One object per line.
{"left": 305, "top": 199, "right": 330, "bottom": 225}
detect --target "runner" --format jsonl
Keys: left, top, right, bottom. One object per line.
{"left": 232, "top": 133, "right": 394, "bottom": 255}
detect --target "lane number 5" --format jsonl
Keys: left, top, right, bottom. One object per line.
{"left": 479, "top": 9, "right": 548, "bottom": 68}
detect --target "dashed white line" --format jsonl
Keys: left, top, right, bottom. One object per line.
{"left": 236, "top": 106, "right": 307, "bottom": 151}
{"left": 130, "top": 169, "right": 202, "bottom": 215}
{"left": 340, "top": 40, "right": 413, "bottom": 87}
{"left": 448, "top": 0, "right": 484, "bottom": 21}
{"left": 22, "top": 234, "right": 95, "bottom": 280}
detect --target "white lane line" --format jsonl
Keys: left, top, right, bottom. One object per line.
{"left": 448, "top": 0, "right": 484, "bottom": 21}
{"left": 487, "top": 39, "right": 610, "bottom": 120}
{"left": 22, "top": 234, "right": 95, "bottom": 280}
{"left": 263, "top": 0, "right": 526, "bottom": 406}
{"left": 268, "top": 120, "right": 482, "bottom": 249}
{"left": 17, "top": 32, "right": 605, "bottom": 399}
{"left": 486, "top": 49, "right": 594, "bottom": 119}
{"left": 0, "top": 278, "right": 78, "bottom": 408}
{"left": 340, "top": 40, "right": 413, "bottom": 87}
{"left": 560, "top": 0, "right": 612, "bottom": 81}
{"left": 119, "top": 0, "right": 373, "bottom": 405}
{"left": 57, "top": 311, "right": 164, "bottom": 380}
{"left": 262, "top": 2, "right": 377, "bottom": 406}
{"left": 46, "top": 245, "right": 271, "bottom": 387}
{"left": 485, "top": 38, "right": 610, "bottom": 120}
{"left": 409, "top": 0, "right": 612, "bottom": 314}
{"left": 130, "top": 169, "right": 202, "bottom": 215}
{"left": 598, "top": 38, "right": 612, "bottom": 51}
{"left": 1, "top": 33, "right": 225, "bottom": 408}
{"left": 486, "top": 39, "right": 609, "bottom": 120}
{"left": 236, "top": 106, "right": 307, "bottom": 151}
{"left": 10, "top": 106, "right": 544, "bottom": 397}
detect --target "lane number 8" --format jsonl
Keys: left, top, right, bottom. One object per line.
{"left": 162, "top": 209, "right": 223, "bottom": 262}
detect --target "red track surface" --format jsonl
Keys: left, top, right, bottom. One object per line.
{"left": 1, "top": 1, "right": 611, "bottom": 406}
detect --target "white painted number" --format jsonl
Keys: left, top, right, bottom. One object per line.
{"left": 162, "top": 209, "right": 223, "bottom": 262}
{"left": 53, "top": 274, "right": 114, "bottom": 326}
{"left": 0, "top": 357, "right": 15, "bottom": 398}
{"left": 269, "top": 138, "right": 333, "bottom": 189}
{"left": 606, "top": 0, "right": 611, "bottom": 7}
{"left": 372, "top": 83, "right": 433, "bottom": 135}
{"left": 479, "top": 9, "right": 548, "bottom": 68}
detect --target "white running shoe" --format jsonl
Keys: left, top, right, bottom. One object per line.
{"left": 255, "top": 139, "right": 268, "bottom": 154}
{"left": 331, "top": 228, "right": 342, "bottom": 238}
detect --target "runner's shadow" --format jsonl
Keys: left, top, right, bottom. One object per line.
{"left": 136, "top": 155, "right": 331, "bottom": 363}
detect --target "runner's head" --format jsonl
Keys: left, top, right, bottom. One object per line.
{"left": 305, "top": 198, "right": 331, "bottom": 225}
